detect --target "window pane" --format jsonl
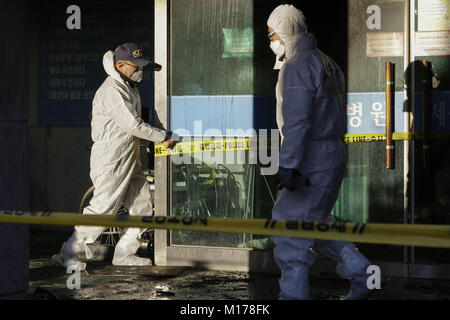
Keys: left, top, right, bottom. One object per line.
{"left": 171, "top": 147, "right": 256, "bottom": 247}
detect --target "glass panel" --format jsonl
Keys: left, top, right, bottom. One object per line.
{"left": 331, "top": 141, "right": 405, "bottom": 262}
{"left": 332, "top": 144, "right": 370, "bottom": 224}
{"left": 412, "top": 0, "right": 450, "bottom": 263}
{"left": 344, "top": 0, "right": 406, "bottom": 263}
{"left": 414, "top": 139, "right": 450, "bottom": 263}
{"left": 171, "top": 0, "right": 254, "bottom": 96}
{"left": 170, "top": 145, "right": 276, "bottom": 248}
{"left": 170, "top": 0, "right": 277, "bottom": 249}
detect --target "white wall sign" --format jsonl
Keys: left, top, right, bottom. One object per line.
{"left": 418, "top": 0, "right": 450, "bottom": 31}
{"left": 366, "top": 32, "right": 404, "bottom": 57}
{"left": 415, "top": 31, "right": 450, "bottom": 56}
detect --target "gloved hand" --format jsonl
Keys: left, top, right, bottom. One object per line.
{"left": 163, "top": 131, "right": 180, "bottom": 149}
{"left": 277, "top": 167, "right": 311, "bottom": 191}
{"left": 169, "top": 131, "right": 180, "bottom": 142}
{"left": 277, "top": 167, "right": 298, "bottom": 191}
{"left": 163, "top": 138, "right": 176, "bottom": 149}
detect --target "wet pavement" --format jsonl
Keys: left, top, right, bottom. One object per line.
{"left": 27, "top": 230, "right": 450, "bottom": 300}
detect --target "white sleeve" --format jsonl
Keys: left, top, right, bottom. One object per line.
{"left": 105, "top": 88, "right": 167, "bottom": 143}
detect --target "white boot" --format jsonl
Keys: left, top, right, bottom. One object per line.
{"left": 51, "top": 252, "right": 87, "bottom": 271}
{"left": 112, "top": 254, "right": 152, "bottom": 266}
{"left": 51, "top": 231, "right": 87, "bottom": 271}
{"left": 112, "top": 227, "right": 150, "bottom": 266}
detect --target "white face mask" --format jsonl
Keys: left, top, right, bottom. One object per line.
{"left": 270, "top": 40, "right": 286, "bottom": 70}
{"left": 130, "top": 70, "right": 143, "bottom": 82}
{"left": 270, "top": 40, "right": 285, "bottom": 56}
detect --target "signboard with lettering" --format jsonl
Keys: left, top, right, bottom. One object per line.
{"left": 36, "top": 1, "right": 155, "bottom": 126}
{"left": 347, "top": 92, "right": 450, "bottom": 134}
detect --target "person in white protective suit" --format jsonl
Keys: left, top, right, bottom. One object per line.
{"left": 52, "top": 43, "right": 174, "bottom": 270}
{"left": 267, "top": 5, "right": 374, "bottom": 300}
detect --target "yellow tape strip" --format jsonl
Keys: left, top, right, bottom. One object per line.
{"left": 1, "top": 210, "right": 449, "bottom": 248}
{"left": 155, "top": 133, "right": 420, "bottom": 156}
{"left": 343, "top": 132, "right": 413, "bottom": 143}
{"left": 155, "top": 137, "right": 253, "bottom": 157}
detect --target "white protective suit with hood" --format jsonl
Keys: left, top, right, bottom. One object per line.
{"left": 268, "top": 5, "right": 372, "bottom": 300}
{"left": 53, "top": 50, "right": 167, "bottom": 269}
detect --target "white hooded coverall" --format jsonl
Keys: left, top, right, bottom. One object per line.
{"left": 268, "top": 5, "right": 371, "bottom": 300}
{"left": 58, "top": 50, "right": 167, "bottom": 268}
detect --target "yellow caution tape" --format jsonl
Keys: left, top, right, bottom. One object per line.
{"left": 155, "top": 132, "right": 424, "bottom": 156}
{"left": 1, "top": 210, "right": 449, "bottom": 248}
{"left": 343, "top": 132, "right": 450, "bottom": 143}
{"left": 343, "top": 132, "right": 413, "bottom": 143}
{"left": 155, "top": 137, "right": 254, "bottom": 157}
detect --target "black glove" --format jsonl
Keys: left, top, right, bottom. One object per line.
{"left": 277, "top": 167, "right": 311, "bottom": 191}
{"left": 277, "top": 167, "right": 298, "bottom": 192}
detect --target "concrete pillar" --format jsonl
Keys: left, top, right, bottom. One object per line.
{"left": 0, "top": 1, "right": 30, "bottom": 299}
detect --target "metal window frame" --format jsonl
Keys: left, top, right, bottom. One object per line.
{"left": 154, "top": 0, "right": 170, "bottom": 266}
{"left": 153, "top": 0, "right": 278, "bottom": 271}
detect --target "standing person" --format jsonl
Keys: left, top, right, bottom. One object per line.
{"left": 267, "top": 5, "right": 373, "bottom": 300}
{"left": 52, "top": 43, "right": 174, "bottom": 270}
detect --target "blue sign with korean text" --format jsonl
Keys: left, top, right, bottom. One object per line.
{"left": 346, "top": 91, "right": 450, "bottom": 134}
{"left": 346, "top": 92, "right": 405, "bottom": 134}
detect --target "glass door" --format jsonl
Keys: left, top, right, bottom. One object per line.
{"left": 409, "top": 0, "right": 450, "bottom": 268}
{"left": 338, "top": 0, "right": 407, "bottom": 265}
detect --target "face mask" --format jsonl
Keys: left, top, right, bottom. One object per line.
{"left": 270, "top": 40, "right": 286, "bottom": 70}
{"left": 130, "top": 70, "right": 143, "bottom": 82}
{"left": 270, "top": 40, "right": 285, "bottom": 56}
{"left": 118, "top": 70, "right": 140, "bottom": 88}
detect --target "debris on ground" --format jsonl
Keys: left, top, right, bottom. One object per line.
{"left": 26, "top": 230, "right": 450, "bottom": 300}
{"left": 155, "top": 285, "right": 176, "bottom": 297}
